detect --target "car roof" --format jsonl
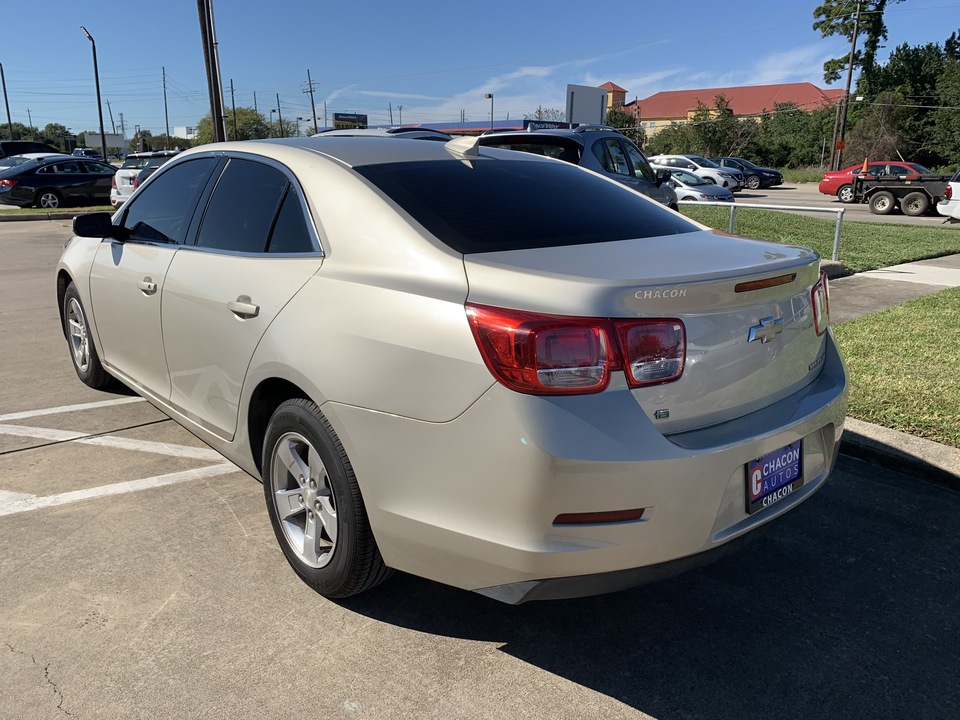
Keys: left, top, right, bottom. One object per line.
{"left": 480, "top": 125, "right": 628, "bottom": 142}
{"left": 316, "top": 127, "right": 453, "bottom": 140}
{"left": 125, "top": 150, "right": 180, "bottom": 158}
{"left": 172, "top": 135, "right": 554, "bottom": 172}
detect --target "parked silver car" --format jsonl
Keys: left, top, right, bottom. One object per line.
{"left": 57, "top": 136, "right": 846, "bottom": 603}
{"left": 659, "top": 166, "right": 735, "bottom": 202}
{"left": 648, "top": 154, "right": 745, "bottom": 190}
{"left": 110, "top": 150, "right": 179, "bottom": 207}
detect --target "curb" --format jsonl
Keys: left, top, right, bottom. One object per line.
{"left": 839, "top": 417, "right": 960, "bottom": 492}
{"left": 0, "top": 211, "right": 80, "bottom": 223}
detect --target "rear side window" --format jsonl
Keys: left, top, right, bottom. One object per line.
{"left": 267, "top": 187, "right": 314, "bottom": 253}
{"left": 120, "top": 157, "right": 217, "bottom": 245}
{"left": 197, "top": 158, "right": 289, "bottom": 253}
{"left": 355, "top": 158, "right": 696, "bottom": 254}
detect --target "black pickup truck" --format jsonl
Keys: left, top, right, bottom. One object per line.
{"left": 853, "top": 172, "right": 953, "bottom": 216}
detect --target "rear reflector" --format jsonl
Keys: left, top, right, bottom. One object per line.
{"left": 554, "top": 508, "right": 646, "bottom": 525}
{"left": 735, "top": 273, "right": 797, "bottom": 293}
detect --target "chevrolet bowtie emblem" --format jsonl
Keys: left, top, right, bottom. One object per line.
{"left": 748, "top": 316, "right": 783, "bottom": 343}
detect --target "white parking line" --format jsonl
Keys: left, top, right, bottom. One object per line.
{"left": 0, "top": 423, "right": 225, "bottom": 461}
{"left": 0, "top": 397, "right": 145, "bottom": 423}
{"left": 0, "top": 463, "right": 239, "bottom": 517}
{"left": 0, "top": 400, "right": 243, "bottom": 517}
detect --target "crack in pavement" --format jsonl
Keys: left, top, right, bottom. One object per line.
{"left": 4, "top": 641, "right": 75, "bottom": 717}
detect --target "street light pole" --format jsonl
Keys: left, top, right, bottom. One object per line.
{"left": 0, "top": 63, "right": 13, "bottom": 141}
{"left": 484, "top": 93, "right": 494, "bottom": 130}
{"left": 80, "top": 26, "right": 108, "bottom": 160}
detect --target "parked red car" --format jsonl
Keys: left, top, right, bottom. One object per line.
{"left": 819, "top": 161, "right": 933, "bottom": 203}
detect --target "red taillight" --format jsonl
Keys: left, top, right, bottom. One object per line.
{"left": 0, "top": 179, "right": 17, "bottom": 188}
{"left": 132, "top": 175, "right": 140, "bottom": 189}
{"left": 465, "top": 303, "right": 685, "bottom": 396}
{"left": 946, "top": 185, "right": 953, "bottom": 201}
{"left": 615, "top": 320, "right": 685, "bottom": 387}
{"left": 811, "top": 271, "right": 830, "bottom": 335}
{"left": 111, "top": 175, "right": 117, "bottom": 189}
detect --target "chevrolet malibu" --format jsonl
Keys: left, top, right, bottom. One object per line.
{"left": 56, "top": 136, "right": 847, "bottom": 604}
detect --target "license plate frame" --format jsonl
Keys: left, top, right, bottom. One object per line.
{"left": 745, "top": 440, "right": 803, "bottom": 515}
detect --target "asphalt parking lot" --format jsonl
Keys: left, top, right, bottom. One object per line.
{"left": 2, "top": 220, "right": 959, "bottom": 720}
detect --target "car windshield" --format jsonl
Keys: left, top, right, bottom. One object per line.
{"left": 689, "top": 156, "right": 720, "bottom": 169}
{"left": 355, "top": 158, "right": 697, "bottom": 254}
{"left": 672, "top": 169, "right": 707, "bottom": 186}
{"left": 0, "top": 155, "right": 39, "bottom": 169}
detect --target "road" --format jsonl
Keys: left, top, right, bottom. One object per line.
{"left": 1, "top": 220, "right": 958, "bottom": 720}
{"left": 733, "top": 183, "right": 956, "bottom": 226}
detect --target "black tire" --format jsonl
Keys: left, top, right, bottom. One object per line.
{"left": 837, "top": 184, "right": 854, "bottom": 203}
{"left": 901, "top": 191, "right": 929, "bottom": 217}
{"left": 262, "top": 399, "right": 391, "bottom": 599}
{"left": 746, "top": 174, "right": 762, "bottom": 190}
{"left": 869, "top": 190, "right": 896, "bottom": 215}
{"left": 35, "top": 188, "right": 63, "bottom": 209}
{"left": 62, "top": 281, "right": 111, "bottom": 388}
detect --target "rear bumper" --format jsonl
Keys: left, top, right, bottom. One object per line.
{"left": 325, "top": 332, "right": 847, "bottom": 601}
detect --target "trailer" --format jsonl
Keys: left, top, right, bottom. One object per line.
{"left": 853, "top": 173, "right": 953, "bottom": 216}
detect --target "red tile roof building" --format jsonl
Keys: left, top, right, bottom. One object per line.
{"left": 611, "top": 82, "right": 844, "bottom": 135}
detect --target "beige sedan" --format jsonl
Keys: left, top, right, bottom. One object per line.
{"left": 57, "top": 136, "right": 847, "bottom": 603}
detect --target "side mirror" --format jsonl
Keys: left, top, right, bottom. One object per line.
{"left": 655, "top": 168, "right": 672, "bottom": 187}
{"left": 73, "top": 212, "right": 116, "bottom": 240}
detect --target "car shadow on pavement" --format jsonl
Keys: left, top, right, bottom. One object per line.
{"left": 338, "top": 457, "right": 959, "bottom": 720}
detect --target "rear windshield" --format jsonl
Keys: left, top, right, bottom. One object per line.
{"left": 354, "top": 158, "right": 697, "bottom": 254}
{"left": 479, "top": 136, "right": 582, "bottom": 163}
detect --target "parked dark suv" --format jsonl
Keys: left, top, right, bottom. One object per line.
{"left": 0, "top": 140, "right": 62, "bottom": 160}
{"left": 478, "top": 125, "right": 678, "bottom": 209}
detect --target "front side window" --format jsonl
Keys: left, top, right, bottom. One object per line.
{"left": 120, "top": 157, "right": 217, "bottom": 245}
{"left": 624, "top": 143, "right": 655, "bottom": 182}
{"left": 197, "top": 158, "right": 289, "bottom": 253}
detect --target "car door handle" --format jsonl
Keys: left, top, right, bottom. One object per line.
{"left": 137, "top": 279, "right": 158, "bottom": 295}
{"left": 227, "top": 297, "right": 260, "bottom": 319}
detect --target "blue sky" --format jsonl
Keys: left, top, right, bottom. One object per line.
{"left": 1, "top": 1, "right": 954, "bottom": 137}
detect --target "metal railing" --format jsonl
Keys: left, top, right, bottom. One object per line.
{"left": 678, "top": 200, "right": 846, "bottom": 261}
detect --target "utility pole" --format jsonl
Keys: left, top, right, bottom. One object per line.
{"left": 230, "top": 78, "right": 238, "bottom": 139}
{"left": 253, "top": 91, "right": 258, "bottom": 114}
{"left": 106, "top": 99, "right": 116, "bottom": 133}
{"left": 303, "top": 69, "right": 319, "bottom": 134}
{"left": 196, "top": 0, "right": 227, "bottom": 142}
{"left": 398, "top": 105, "right": 402, "bottom": 124}
{"left": 276, "top": 93, "right": 283, "bottom": 138}
{"left": 0, "top": 63, "right": 13, "bottom": 141}
{"left": 118, "top": 112, "right": 125, "bottom": 139}
{"left": 834, "top": 0, "right": 863, "bottom": 171}
{"left": 163, "top": 66, "right": 171, "bottom": 148}
{"left": 27, "top": 108, "right": 33, "bottom": 133}
{"left": 389, "top": 103, "right": 393, "bottom": 124}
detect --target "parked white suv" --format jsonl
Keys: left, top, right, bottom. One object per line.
{"left": 110, "top": 150, "right": 179, "bottom": 207}
{"left": 647, "top": 154, "right": 744, "bottom": 190}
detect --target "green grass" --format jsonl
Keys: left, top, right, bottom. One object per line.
{"left": 781, "top": 167, "right": 827, "bottom": 183}
{"left": 832, "top": 288, "right": 960, "bottom": 448}
{"left": 680, "top": 206, "right": 960, "bottom": 273}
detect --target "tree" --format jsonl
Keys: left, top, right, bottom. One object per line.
{"left": 813, "top": 0, "right": 904, "bottom": 86}
{"left": 524, "top": 106, "right": 566, "bottom": 122}
{"left": 40, "top": 123, "right": 71, "bottom": 151}
{"left": 605, "top": 107, "right": 645, "bottom": 146}
{"left": 929, "top": 59, "right": 960, "bottom": 164}
{"left": 194, "top": 106, "right": 273, "bottom": 145}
